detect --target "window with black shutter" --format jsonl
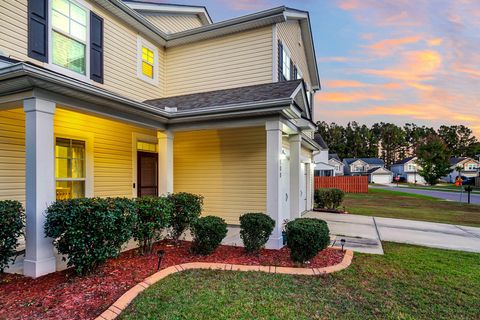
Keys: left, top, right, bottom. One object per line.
{"left": 90, "top": 12, "right": 104, "bottom": 83}
{"left": 28, "top": 0, "right": 48, "bottom": 62}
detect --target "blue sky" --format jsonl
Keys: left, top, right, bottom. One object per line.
{"left": 154, "top": 0, "right": 480, "bottom": 135}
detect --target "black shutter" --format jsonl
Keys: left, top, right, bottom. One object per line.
{"left": 293, "top": 66, "right": 298, "bottom": 80}
{"left": 278, "top": 40, "right": 284, "bottom": 81}
{"left": 290, "top": 60, "right": 294, "bottom": 80}
{"left": 90, "top": 12, "right": 104, "bottom": 83}
{"left": 28, "top": 0, "right": 48, "bottom": 62}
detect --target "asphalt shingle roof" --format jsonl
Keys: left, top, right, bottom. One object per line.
{"left": 144, "top": 80, "right": 303, "bottom": 111}
{"left": 343, "top": 158, "right": 385, "bottom": 166}
{"left": 393, "top": 156, "right": 416, "bottom": 165}
{"left": 313, "top": 133, "right": 328, "bottom": 149}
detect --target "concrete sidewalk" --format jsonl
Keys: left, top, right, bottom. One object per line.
{"left": 304, "top": 211, "right": 480, "bottom": 254}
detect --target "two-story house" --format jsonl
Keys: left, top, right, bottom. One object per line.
{"left": 0, "top": 0, "right": 321, "bottom": 277}
{"left": 343, "top": 157, "right": 393, "bottom": 184}
{"left": 328, "top": 154, "right": 344, "bottom": 176}
{"left": 391, "top": 156, "right": 426, "bottom": 184}
{"left": 443, "top": 157, "right": 480, "bottom": 183}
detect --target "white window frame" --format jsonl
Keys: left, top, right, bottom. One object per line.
{"left": 407, "top": 164, "right": 415, "bottom": 171}
{"left": 47, "top": 0, "right": 92, "bottom": 82}
{"left": 137, "top": 36, "right": 159, "bottom": 86}
{"left": 282, "top": 46, "right": 291, "bottom": 81}
{"left": 467, "top": 163, "right": 477, "bottom": 170}
{"left": 54, "top": 133, "right": 94, "bottom": 199}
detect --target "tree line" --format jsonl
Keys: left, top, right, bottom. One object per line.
{"left": 317, "top": 121, "right": 480, "bottom": 168}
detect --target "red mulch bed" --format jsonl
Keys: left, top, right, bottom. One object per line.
{"left": 0, "top": 241, "right": 344, "bottom": 320}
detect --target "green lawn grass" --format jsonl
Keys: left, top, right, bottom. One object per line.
{"left": 400, "top": 183, "right": 480, "bottom": 194}
{"left": 344, "top": 188, "right": 480, "bottom": 227}
{"left": 118, "top": 243, "right": 480, "bottom": 320}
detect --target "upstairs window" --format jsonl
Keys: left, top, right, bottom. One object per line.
{"left": 137, "top": 36, "right": 159, "bottom": 85}
{"left": 51, "top": 0, "right": 88, "bottom": 75}
{"left": 141, "top": 47, "right": 154, "bottom": 78}
{"left": 407, "top": 164, "right": 415, "bottom": 171}
{"left": 282, "top": 48, "right": 291, "bottom": 80}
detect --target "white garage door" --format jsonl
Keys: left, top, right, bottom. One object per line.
{"left": 373, "top": 174, "right": 392, "bottom": 184}
{"left": 299, "top": 163, "right": 307, "bottom": 213}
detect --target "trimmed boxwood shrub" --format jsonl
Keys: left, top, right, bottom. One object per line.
{"left": 190, "top": 216, "right": 227, "bottom": 255}
{"left": 168, "top": 192, "right": 203, "bottom": 242}
{"left": 45, "top": 198, "right": 137, "bottom": 275}
{"left": 239, "top": 213, "right": 275, "bottom": 253}
{"left": 314, "top": 188, "right": 345, "bottom": 209}
{"left": 133, "top": 196, "right": 173, "bottom": 255}
{"left": 285, "top": 218, "right": 330, "bottom": 263}
{"left": 0, "top": 200, "right": 24, "bottom": 272}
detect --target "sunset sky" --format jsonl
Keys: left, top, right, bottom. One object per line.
{"left": 159, "top": 0, "right": 480, "bottom": 135}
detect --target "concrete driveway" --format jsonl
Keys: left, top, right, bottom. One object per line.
{"left": 304, "top": 211, "right": 480, "bottom": 255}
{"left": 372, "top": 185, "right": 480, "bottom": 204}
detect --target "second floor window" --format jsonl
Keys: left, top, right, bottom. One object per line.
{"left": 141, "top": 47, "right": 154, "bottom": 78}
{"left": 137, "top": 36, "right": 159, "bottom": 85}
{"left": 51, "top": 0, "right": 88, "bottom": 75}
{"left": 282, "top": 48, "right": 291, "bottom": 80}
{"left": 407, "top": 164, "right": 415, "bottom": 171}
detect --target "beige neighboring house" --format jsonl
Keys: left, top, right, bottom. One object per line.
{"left": 443, "top": 157, "right": 480, "bottom": 182}
{"left": 391, "top": 156, "right": 426, "bottom": 185}
{"left": 0, "top": 0, "right": 321, "bottom": 277}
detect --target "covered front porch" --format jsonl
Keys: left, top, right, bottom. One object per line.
{"left": 0, "top": 62, "right": 318, "bottom": 278}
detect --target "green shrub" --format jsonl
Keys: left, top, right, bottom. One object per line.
{"left": 0, "top": 200, "right": 24, "bottom": 272}
{"left": 168, "top": 193, "right": 203, "bottom": 242}
{"left": 133, "top": 196, "right": 173, "bottom": 255}
{"left": 239, "top": 213, "right": 275, "bottom": 253}
{"left": 314, "top": 188, "right": 345, "bottom": 209}
{"left": 190, "top": 216, "right": 227, "bottom": 255}
{"left": 285, "top": 218, "right": 330, "bottom": 263}
{"left": 45, "top": 198, "right": 137, "bottom": 275}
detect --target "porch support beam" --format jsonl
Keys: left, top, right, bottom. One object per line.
{"left": 23, "top": 98, "right": 56, "bottom": 278}
{"left": 158, "top": 131, "right": 174, "bottom": 195}
{"left": 289, "top": 134, "right": 301, "bottom": 219}
{"left": 306, "top": 162, "right": 313, "bottom": 211}
{"left": 266, "top": 120, "right": 284, "bottom": 249}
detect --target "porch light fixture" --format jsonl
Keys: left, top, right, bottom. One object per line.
{"left": 340, "top": 238, "right": 346, "bottom": 252}
{"left": 157, "top": 249, "right": 165, "bottom": 271}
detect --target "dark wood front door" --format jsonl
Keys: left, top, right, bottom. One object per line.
{"left": 137, "top": 151, "right": 158, "bottom": 197}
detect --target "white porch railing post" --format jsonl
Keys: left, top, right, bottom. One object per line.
{"left": 23, "top": 98, "right": 57, "bottom": 278}
{"left": 289, "top": 134, "right": 301, "bottom": 219}
{"left": 158, "top": 131, "right": 174, "bottom": 195}
{"left": 266, "top": 120, "right": 283, "bottom": 249}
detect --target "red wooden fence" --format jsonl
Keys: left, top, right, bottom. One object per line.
{"left": 314, "top": 176, "right": 369, "bottom": 193}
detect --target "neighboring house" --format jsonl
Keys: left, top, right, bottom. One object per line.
{"left": 391, "top": 156, "right": 426, "bottom": 184}
{"left": 328, "top": 154, "right": 344, "bottom": 176}
{"left": 343, "top": 158, "right": 392, "bottom": 184}
{"left": 0, "top": 0, "right": 321, "bottom": 277}
{"left": 443, "top": 157, "right": 480, "bottom": 183}
{"left": 313, "top": 133, "right": 336, "bottom": 176}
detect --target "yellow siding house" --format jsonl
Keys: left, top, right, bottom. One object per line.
{"left": 0, "top": 0, "right": 321, "bottom": 278}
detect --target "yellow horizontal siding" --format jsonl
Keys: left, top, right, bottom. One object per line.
{"left": 0, "top": 107, "right": 157, "bottom": 203}
{"left": 54, "top": 108, "right": 156, "bottom": 197}
{"left": 0, "top": 109, "right": 25, "bottom": 203}
{"left": 277, "top": 21, "right": 312, "bottom": 89}
{"left": 174, "top": 127, "right": 267, "bottom": 224}
{"left": 166, "top": 26, "right": 273, "bottom": 96}
{"left": 143, "top": 14, "right": 203, "bottom": 34}
{"left": 0, "top": 0, "right": 165, "bottom": 101}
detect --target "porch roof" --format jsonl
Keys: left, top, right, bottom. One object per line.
{"left": 145, "top": 80, "right": 303, "bottom": 112}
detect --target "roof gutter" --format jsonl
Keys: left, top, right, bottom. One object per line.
{"left": 0, "top": 63, "right": 170, "bottom": 119}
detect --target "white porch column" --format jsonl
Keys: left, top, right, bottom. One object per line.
{"left": 306, "top": 162, "right": 313, "bottom": 210}
{"left": 23, "top": 98, "right": 56, "bottom": 278}
{"left": 158, "top": 130, "right": 174, "bottom": 195}
{"left": 289, "top": 134, "right": 301, "bottom": 219}
{"left": 266, "top": 121, "right": 283, "bottom": 249}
